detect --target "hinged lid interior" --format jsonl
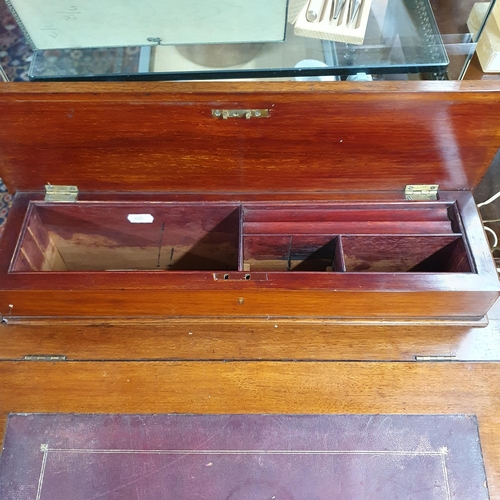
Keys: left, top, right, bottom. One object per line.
{"left": 0, "top": 81, "right": 499, "bottom": 194}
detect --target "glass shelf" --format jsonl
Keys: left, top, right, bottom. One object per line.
{"left": 28, "top": 0, "right": 451, "bottom": 81}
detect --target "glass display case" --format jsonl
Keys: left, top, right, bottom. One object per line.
{"left": 1, "top": 0, "right": 499, "bottom": 81}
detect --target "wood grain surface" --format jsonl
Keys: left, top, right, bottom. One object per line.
{"left": 0, "top": 82, "right": 500, "bottom": 319}
{"left": 1, "top": 82, "right": 500, "bottom": 194}
{"left": 0, "top": 316, "right": 500, "bottom": 361}
{"left": 1, "top": 80, "right": 500, "bottom": 497}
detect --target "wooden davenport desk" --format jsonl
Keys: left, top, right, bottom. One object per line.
{"left": 0, "top": 81, "right": 500, "bottom": 496}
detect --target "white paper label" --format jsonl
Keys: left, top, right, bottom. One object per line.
{"left": 127, "top": 214, "right": 154, "bottom": 224}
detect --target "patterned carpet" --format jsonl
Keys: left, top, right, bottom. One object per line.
{"left": 0, "top": 0, "right": 141, "bottom": 81}
{"left": 0, "top": 0, "right": 31, "bottom": 81}
{"left": 0, "top": 183, "right": 11, "bottom": 238}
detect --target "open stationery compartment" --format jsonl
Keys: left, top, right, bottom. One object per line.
{"left": 0, "top": 81, "right": 498, "bottom": 322}
{"left": 10, "top": 201, "right": 470, "bottom": 274}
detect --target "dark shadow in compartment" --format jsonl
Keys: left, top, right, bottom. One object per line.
{"left": 244, "top": 235, "right": 343, "bottom": 272}
{"left": 166, "top": 211, "right": 240, "bottom": 271}
{"left": 342, "top": 235, "right": 473, "bottom": 273}
{"left": 11, "top": 204, "right": 240, "bottom": 272}
{"left": 409, "top": 238, "right": 474, "bottom": 273}
{"left": 293, "top": 237, "right": 347, "bottom": 272}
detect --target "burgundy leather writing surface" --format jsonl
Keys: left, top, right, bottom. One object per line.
{"left": 0, "top": 414, "right": 488, "bottom": 499}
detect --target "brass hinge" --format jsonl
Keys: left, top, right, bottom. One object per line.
{"left": 23, "top": 354, "right": 67, "bottom": 362}
{"left": 405, "top": 184, "right": 439, "bottom": 201}
{"left": 45, "top": 184, "right": 78, "bottom": 202}
{"left": 415, "top": 355, "right": 457, "bottom": 362}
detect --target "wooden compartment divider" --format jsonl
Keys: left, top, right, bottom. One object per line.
{"left": 11, "top": 201, "right": 473, "bottom": 274}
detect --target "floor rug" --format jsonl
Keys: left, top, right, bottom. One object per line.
{"left": 0, "top": 0, "right": 31, "bottom": 81}
{"left": 0, "top": 183, "right": 11, "bottom": 238}
{"left": 0, "top": 413, "right": 489, "bottom": 499}
{"left": 1, "top": 0, "right": 141, "bottom": 81}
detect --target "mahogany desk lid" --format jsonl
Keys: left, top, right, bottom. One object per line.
{"left": 0, "top": 81, "right": 499, "bottom": 195}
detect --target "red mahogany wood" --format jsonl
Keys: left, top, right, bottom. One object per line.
{"left": 0, "top": 82, "right": 500, "bottom": 194}
{"left": 341, "top": 235, "right": 469, "bottom": 272}
{"left": 0, "top": 82, "right": 498, "bottom": 320}
{"left": 2, "top": 81, "right": 500, "bottom": 498}
{"left": 0, "top": 191, "right": 496, "bottom": 320}
{"left": 11, "top": 201, "right": 461, "bottom": 273}
{"left": 12, "top": 202, "right": 241, "bottom": 272}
